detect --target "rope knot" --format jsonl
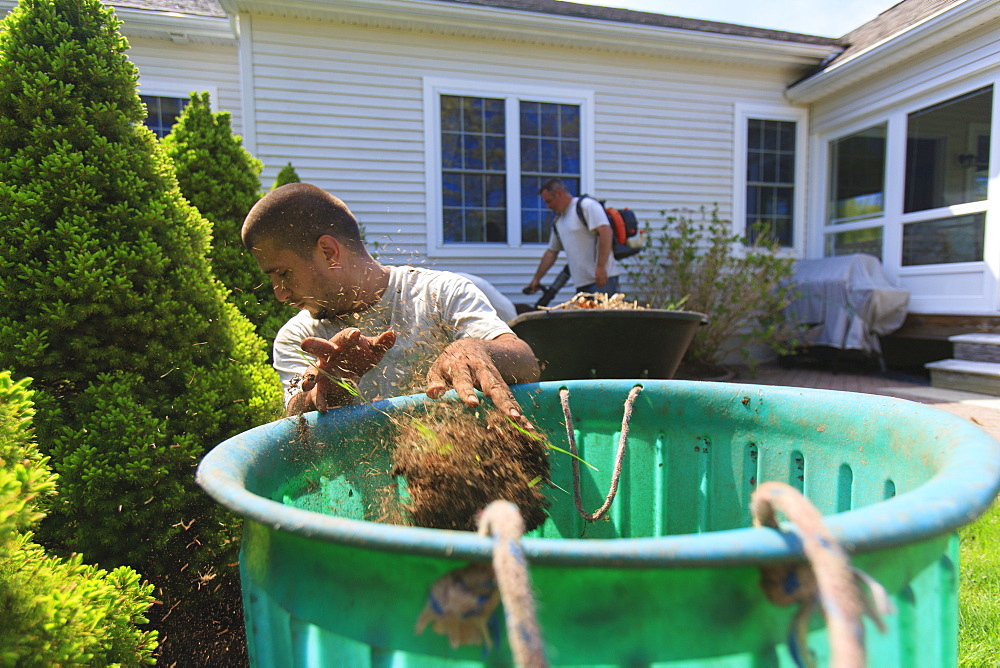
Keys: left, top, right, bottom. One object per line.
{"left": 751, "top": 481, "right": 895, "bottom": 668}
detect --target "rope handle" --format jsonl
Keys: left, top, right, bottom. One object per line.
{"left": 415, "top": 501, "right": 547, "bottom": 667}
{"left": 751, "top": 481, "right": 894, "bottom": 668}
{"left": 478, "top": 500, "right": 548, "bottom": 668}
{"left": 559, "top": 385, "right": 643, "bottom": 521}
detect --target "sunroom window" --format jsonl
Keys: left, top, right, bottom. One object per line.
{"left": 904, "top": 86, "right": 992, "bottom": 213}
{"left": 439, "top": 94, "right": 581, "bottom": 246}
{"left": 828, "top": 124, "right": 886, "bottom": 224}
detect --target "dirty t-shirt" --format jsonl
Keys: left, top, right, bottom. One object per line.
{"left": 272, "top": 265, "right": 514, "bottom": 406}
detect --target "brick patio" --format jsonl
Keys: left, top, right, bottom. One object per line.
{"left": 729, "top": 362, "right": 1000, "bottom": 443}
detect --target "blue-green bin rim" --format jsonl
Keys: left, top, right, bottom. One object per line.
{"left": 196, "top": 379, "right": 1000, "bottom": 568}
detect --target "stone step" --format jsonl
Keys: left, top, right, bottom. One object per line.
{"left": 950, "top": 333, "right": 1000, "bottom": 363}
{"left": 925, "top": 358, "right": 1000, "bottom": 396}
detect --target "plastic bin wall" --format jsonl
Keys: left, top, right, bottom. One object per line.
{"left": 197, "top": 380, "right": 1000, "bottom": 666}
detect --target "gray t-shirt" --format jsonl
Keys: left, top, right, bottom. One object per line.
{"left": 547, "top": 196, "right": 621, "bottom": 289}
{"left": 272, "top": 265, "right": 514, "bottom": 406}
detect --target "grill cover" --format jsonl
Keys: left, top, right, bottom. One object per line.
{"left": 786, "top": 253, "right": 909, "bottom": 354}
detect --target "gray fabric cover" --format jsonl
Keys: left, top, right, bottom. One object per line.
{"left": 785, "top": 254, "right": 909, "bottom": 354}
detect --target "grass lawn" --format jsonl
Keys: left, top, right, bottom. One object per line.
{"left": 959, "top": 497, "right": 1000, "bottom": 666}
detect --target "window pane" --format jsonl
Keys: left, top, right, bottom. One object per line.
{"left": 519, "top": 100, "right": 582, "bottom": 241}
{"left": 442, "top": 172, "right": 462, "bottom": 207}
{"left": 441, "top": 95, "right": 506, "bottom": 245}
{"left": 441, "top": 95, "right": 461, "bottom": 131}
{"left": 521, "top": 102, "right": 539, "bottom": 136}
{"left": 540, "top": 138, "right": 559, "bottom": 172}
{"left": 746, "top": 118, "right": 795, "bottom": 245}
{"left": 463, "top": 174, "right": 483, "bottom": 208}
{"left": 561, "top": 105, "right": 580, "bottom": 137}
{"left": 562, "top": 139, "right": 580, "bottom": 174}
{"left": 902, "top": 213, "right": 985, "bottom": 266}
{"left": 824, "top": 227, "right": 883, "bottom": 260}
{"left": 540, "top": 103, "right": 559, "bottom": 137}
{"left": 484, "top": 98, "right": 505, "bottom": 134}
{"left": 828, "top": 124, "right": 886, "bottom": 223}
{"left": 441, "top": 133, "right": 462, "bottom": 169}
{"left": 904, "top": 86, "right": 992, "bottom": 213}
{"left": 463, "top": 97, "right": 483, "bottom": 133}
{"left": 463, "top": 134, "right": 483, "bottom": 170}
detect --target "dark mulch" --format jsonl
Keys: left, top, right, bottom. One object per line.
{"left": 147, "top": 572, "right": 248, "bottom": 667}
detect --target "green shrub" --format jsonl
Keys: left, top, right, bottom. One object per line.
{"left": 628, "top": 206, "right": 798, "bottom": 371}
{"left": 0, "top": 0, "right": 282, "bottom": 589}
{"left": 0, "top": 371, "right": 157, "bottom": 666}
{"left": 271, "top": 161, "right": 301, "bottom": 190}
{"left": 161, "top": 92, "right": 293, "bottom": 341}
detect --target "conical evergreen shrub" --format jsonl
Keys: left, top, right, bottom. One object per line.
{"left": 271, "top": 161, "right": 301, "bottom": 190}
{"left": 0, "top": 0, "right": 282, "bottom": 585}
{"left": 0, "top": 372, "right": 158, "bottom": 665}
{"left": 161, "top": 92, "right": 292, "bottom": 341}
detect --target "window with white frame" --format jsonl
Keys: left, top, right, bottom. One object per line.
{"left": 901, "top": 85, "right": 992, "bottom": 266}
{"left": 824, "top": 123, "right": 887, "bottom": 259}
{"left": 140, "top": 95, "right": 189, "bottom": 138}
{"left": 426, "top": 80, "right": 590, "bottom": 253}
{"left": 746, "top": 119, "right": 795, "bottom": 245}
{"left": 735, "top": 107, "right": 805, "bottom": 249}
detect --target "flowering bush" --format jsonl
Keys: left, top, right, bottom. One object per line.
{"left": 627, "top": 206, "right": 798, "bottom": 371}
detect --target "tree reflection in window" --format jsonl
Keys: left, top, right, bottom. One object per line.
{"left": 441, "top": 95, "right": 507, "bottom": 243}
{"left": 440, "top": 95, "right": 581, "bottom": 245}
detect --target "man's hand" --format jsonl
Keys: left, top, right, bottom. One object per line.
{"left": 293, "top": 327, "right": 396, "bottom": 414}
{"left": 425, "top": 334, "right": 539, "bottom": 429}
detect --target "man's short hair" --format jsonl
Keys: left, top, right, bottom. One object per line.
{"left": 539, "top": 178, "right": 569, "bottom": 196}
{"left": 242, "top": 183, "right": 365, "bottom": 257}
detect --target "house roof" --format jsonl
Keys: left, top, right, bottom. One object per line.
{"left": 112, "top": 0, "right": 226, "bottom": 18}
{"left": 787, "top": 0, "right": 1000, "bottom": 102}
{"left": 110, "top": 0, "right": 840, "bottom": 46}
{"left": 437, "top": 0, "right": 841, "bottom": 47}
{"left": 832, "top": 0, "right": 966, "bottom": 65}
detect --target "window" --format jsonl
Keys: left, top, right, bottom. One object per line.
{"left": 441, "top": 96, "right": 507, "bottom": 243}
{"left": 140, "top": 95, "right": 188, "bottom": 138}
{"left": 825, "top": 227, "right": 883, "bottom": 260}
{"left": 427, "top": 80, "right": 590, "bottom": 253}
{"left": 519, "top": 101, "right": 580, "bottom": 243}
{"left": 828, "top": 124, "right": 886, "bottom": 223}
{"left": 746, "top": 119, "right": 796, "bottom": 245}
{"left": 902, "top": 214, "right": 985, "bottom": 266}
{"left": 904, "top": 86, "right": 992, "bottom": 213}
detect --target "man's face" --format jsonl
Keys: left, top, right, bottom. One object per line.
{"left": 250, "top": 239, "right": 348, "bottom": 320}
{"left": 541, "top": 188, "right": 571, "bottom": 214}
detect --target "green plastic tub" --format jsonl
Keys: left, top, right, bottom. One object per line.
{"left": 197, "top": 380, "right": 1000, "bottom": 666}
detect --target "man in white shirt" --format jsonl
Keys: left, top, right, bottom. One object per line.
{"left": 524, "top": 178, "right": 621, "bottom": 296}
{"left": 242, "top": 183, "right": 539, "bottom": 420}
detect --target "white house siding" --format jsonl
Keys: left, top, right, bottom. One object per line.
{"left": 804, "top": 18, "right": 1000, "bottom": 315}
{"left": 129, "top": 37, "right": 243, "bottom": 134}
{"left": 242, "top": 11, "right": 810, "bottom": 303}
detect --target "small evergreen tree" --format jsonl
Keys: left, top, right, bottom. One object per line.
{"left": 0, "top": 0, "right": 282, "bottom": 592}
{"left": 0, "top": 371, "right": 158, "bottom": 665}
{"left": 162, "top": 92, "right": 292, "bottom": 341}
{"left": 271, "top": 161, "right": 301, "bottom": 190}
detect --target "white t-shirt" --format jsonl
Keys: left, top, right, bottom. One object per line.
{"left": 272, "top": 265, "right": 514, "bottom": 406}
{"left": 547, "top": 196, "right": 621, "bottom": 289}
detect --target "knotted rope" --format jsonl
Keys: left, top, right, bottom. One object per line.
{"left": 415, "top": 501, "right": 547, "bottom": 667}
{"left": 478, "top": 500, "right": 547, "bottom": 667}
{"left": 559, "top": 385, "right": 643, "bottom": 521}
{"left": 751, "top": 481, "right": 894, "bottom": 668}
